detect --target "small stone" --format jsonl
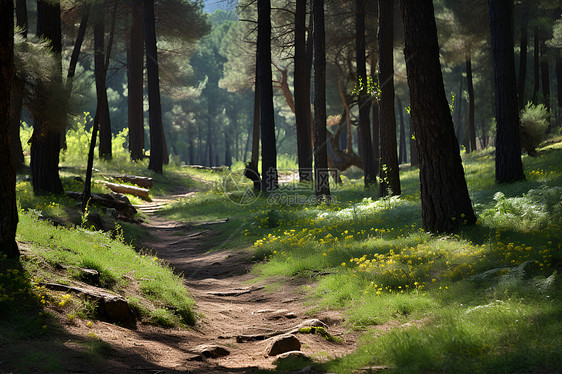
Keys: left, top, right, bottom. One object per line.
{"left": 285, "top": 312, "right": 297, "bottom": 319}
{"left": 191, "top": 344, "right": 230, "bottom": 358}
{"left": 265, "top": 334, "right": 301, "bottom": 356}
{"left": 267, "top": 309, "right": 290, "bottom": 320}
{"left": 186, "top": 353, "right": 203, "bottom": 361}
{"left": 275, "top": 351, "right": 308, "bottom": 361}
{"left": 255, "top": 309, "right": 276, "bottom": 314}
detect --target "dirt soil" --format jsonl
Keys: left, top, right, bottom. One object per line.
{"left": 8, "top": 193, "right": 360, "bottom": 373}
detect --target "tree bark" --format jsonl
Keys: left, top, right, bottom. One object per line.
{"left": 454, "top": 72, "right": 463, "bottom": 144}
{"left": 532, "top": 26, "right": 540, "bottom": 105}
{"left": 32, "top": 0, "right": 64, "bottom": 194}
{"left": 399, "top": 0, "right": 476, "bottom": 233}
{"left": 15, "top": 0, "right": 28, "bottom": 38}
{"left": 488, "top": 0, "right": 525, "bottom": 183}
{"left": 294, "top": 0, "right": 313, "bottom": 182}
{"left": 67, "top": 6, "right": 90, "bottom": 86}
{"left": 144, "top": 0, "right": 165, "bottom": 173}
{"left": 540, "top": 37, "right": 550, "bottom": 111}
{"left": 466, "top": 57, "right": 476, "bottom": 152}
{"left": 336, "top": 64, "right": 352, "bottom": 152}
{"left": 0, "top": 1, "right": 19, "bottom": 258}
{"left": 356, "top": 0, "right": 376, "bottom": 188}
{"left": 371, "top": 53, "right": 380, "bottom": 175}
{"left": 313, "top": 0, "right": 330, "bottom": 200}
{"left": 517, "top": 10, "right": 528, "bottom": 110}
{"left": 555, "top": 54, "right": 562, "bottom": 118}
{"left": 379, "top": 0, "right": 400, "bottom": 196}
{"left": 9, "top": 78, "right": 25, "bottom": 172}
{"left": 9, "top": 0, "right": 29, "bottom": 172}
{"left": 127, "top": 0, "right": 145, "bottom": 160}
{"left": 94, "top": 3, "right": 112, "bottom": 160}
{"left": 397, "top": 96, "right": 407, "bottom": 163}
{"left": 224, "top": 131, "right": 232, "bottom": 167}
{"left": 409, "top": 111, "right": 419, "bottom": 166}
{"left": 257, "top": 0, "right": 278, "bottom": 192}
{"left": 207, "top": 115, "right": 214, "bottom": 166}
{"left": 31, "top": 116, "right": 64, "bottom": 194}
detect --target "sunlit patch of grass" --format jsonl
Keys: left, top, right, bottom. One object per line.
{"left": 16, "top": 212, "right": 195, "bottom": 326}
{"left": 238, "top": 139, "right": 562, "bottom": 373}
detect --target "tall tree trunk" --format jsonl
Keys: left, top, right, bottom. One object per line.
{"left": 555, "top": 54, "right": 562, "bottom": 123}
{"left": 371, "top": 52, "right": 380, "bottom": 177}
{"left": 540, "top": 37, "right": 550, "bottom": 111}
{"left": 409, "top": 111, "right": 419, "bottom": 166}
{"left": 67, "top": 6, "right": 90, "bottom": 86}
{"left": 532, "top": 26, "right": 540, "bottom": 105}
{"left": 144, "top": 0, "right": 164, "bottom": 173}
{"left": 488, "top": 0, "right": 525, "bottom": 183}
{"left": 356, "top": 0, "right": 376, "bottom": 187}
{"left": 336, "top": 64, "right": 352, "bottom": 152}
{"left": 466, "top": 57, "right": 476, "bottom": 152}
{"left": 94, "top": 3, "right": 112, "bottom": 160}
{"left": 312, "top": 0, "right": 330, "bottom": 200}
{"left": 15, "top": 0, "right": 28, "bottom": 38}
{"left": 379, "top": 0, "right": 400, "bottom": 196}
{"left": 454, "top": 72, "right": 463, "bottom": 143}
{"left": 32, "top": 0, "right": 64, "bottom": 194}
{"left": 188, "top": 137, "right": 194, "bottom": 165}
{"left": 251, "top": 76, "right": 260, "bottom": 166}
{"left": 9, "top": 83, "right": 25, "bottom": 172}
{"left": 225, "top": 131, "right": 232, "bottom": 167}
{"left": 397, "top": 96, "right": 407, "bottom": 163}
{"left": 207, "top": 115, "right": 213, "bottom": 166}
{"left": 294, "top": 0, "right": 313, "bottom": 182}
{"left": 0, "top": 1, "right": 19, "bottom": 258}
{"left": 305, "top": 11, "right": 314, "bottom": 150}
{"left": 517, "top": 10, "right": 528, "bottom": 110}
{"left": 399, "top": 0, "right": 476, "bottom": 233}
{"left": 127, "top": 0, "right": 145, "bottom": 160}
{"left": 480, "top": 119, "right": 488, "bottom": 148}
{"left": 9, "top": 0, "right": 29, "bottom": 171}
{"left": 257, "top": 0, "right": 278, "bottom": 192}
{"left": 243, "top": 121, "right": 250, "bottom": 163}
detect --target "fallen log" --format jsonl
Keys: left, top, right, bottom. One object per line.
{"left": 101, "top": 181, "right": 150, "bottom": 200}
{"left": 184, "top": 165, "right": 228, "bottom": 172}
{"left": 66, "top": 191, "right": 137, "bottom": 217}
{"left": 110, "top": 174, "right": 153, "bottom": 188}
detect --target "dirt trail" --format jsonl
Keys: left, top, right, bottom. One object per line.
{"left": 69, "top": 192, "right": 358, "bottom": 373}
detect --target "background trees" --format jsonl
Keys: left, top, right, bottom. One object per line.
{"left": 6, "top": 0, "right": 561, "bottom": 229}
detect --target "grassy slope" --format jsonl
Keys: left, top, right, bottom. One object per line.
{"left": 160, "top": 138, "right": 562, "bottom": 373}
{"left": 1, "top": 161, "right": 204, "bottom": 370}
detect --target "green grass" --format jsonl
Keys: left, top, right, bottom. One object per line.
{"left": 157, "top": 137, "right": 562, "bottom": 373}
{"left": 13, "top": 120, "right": 562, "bottom": 373}
{"left": 14, "top": 212, "right": 195, "bottom": 326}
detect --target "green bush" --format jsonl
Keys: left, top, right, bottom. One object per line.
{"left": 520, "top": 103, "right": 549, "bottom": 155}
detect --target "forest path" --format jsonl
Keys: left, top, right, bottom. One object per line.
{"left": 91, "top": 191, "right": 358, "bottom": 373}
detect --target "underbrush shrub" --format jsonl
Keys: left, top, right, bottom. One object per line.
{"left": 520, "top": 103, "right": 549, "bottom": 155}
{"left": 481, "top": 187, "right": 562, "bottom": 231}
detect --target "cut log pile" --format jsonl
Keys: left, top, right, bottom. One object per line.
{"left": 66, "top": 191, "right": 138, "bottom": 219}
{"left": 110, "top": 174, "right": 153, "bottom": 188}
{"left": 100, "top": 181, "right": 150, "bottom": 200}
{"left": 184, "top": 165, "right": 228, "bottom": 172}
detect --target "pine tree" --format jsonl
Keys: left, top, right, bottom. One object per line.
{"left": 399, "top": 0, "right": 476, "bottom": 232}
